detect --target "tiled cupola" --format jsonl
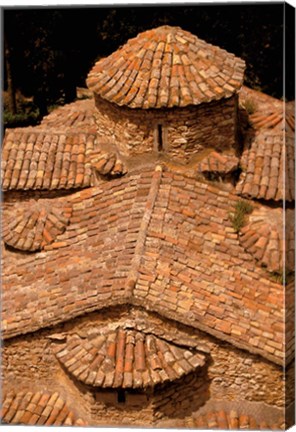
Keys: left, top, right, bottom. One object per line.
{"left": 87, "top": 26, "right": 245, "bottom": 161}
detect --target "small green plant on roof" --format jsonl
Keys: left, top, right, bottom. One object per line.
{"left": 229, "top": 200, "right": 253, "bottom": 232}
{"left": 244, "top": 98, "right": 257, "bottom": 115}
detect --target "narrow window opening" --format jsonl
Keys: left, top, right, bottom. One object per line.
{"left": 117, "top": 390, "right": 126, "bottom": 404}
{"left": 157, "top": 124, "right": 163, "bottom": 152}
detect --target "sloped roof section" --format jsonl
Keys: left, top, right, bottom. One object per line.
{"left": 3, "top": 201, "right": 72, "bottom": 252}
{"left": 54, "top": 325, "right": 205, "bottom": 389}
{"left": 1, "top": 391, "right": 86, "bottom": 426}
{"left": 239, "top": 207, "right": 294, "bottom": 273}
{"left": 1, "top": 127, "right": 96, "bottom": 191}
{"left": 248, "top": 100, "right": 295, "bottom": 134}
{"left": 236, "top": 132, "right": 294, "bottom": 202}
{"left": 40, "top": 99, "right": 96, "bottom": 132}
{"left": 2, "top": 171, "right": 149, "bottom": 338}
{"left": 197, "top": 151, "right": 239, "bottom": 176}
{"left": 87, "top": 25, "right": 245, "bottom": 109}
{"left": 2, "top": 168, "right": 287, "bottom": 365}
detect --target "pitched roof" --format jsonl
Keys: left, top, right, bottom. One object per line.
{"left": 54, "top": 324, "right": 205, "bottom": 389}
{"left": 1, "top": 391, "right": 86, "bottom": 426}
{"left": 1, "top": 127, "right": 96, "bottom": 191}
{"left": 236, "top": 132, "right": 294, "bottom": 202}
{"left": 86, "top": 25, "right": 245, "bottom": 109}
{"left": 40, "top": 98, "right": 96, "bottom": 132}
{"left": 2, "top": 167, "right": 287, "bottom": 365}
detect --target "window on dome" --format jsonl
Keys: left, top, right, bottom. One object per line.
{"left": 157, "top": 124, "right": 164, "bottom": 152}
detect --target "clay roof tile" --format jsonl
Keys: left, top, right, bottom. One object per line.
{"left": 87, "top": 26, "right": 245, "bottom": 109}
{"left": 1, "top": 391, "right": 86, "bottom": 427}
{"left": 53, "top": 324, "right": 206, "bottom": 389}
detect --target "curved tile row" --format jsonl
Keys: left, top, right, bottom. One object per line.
{"left": 157, "top": 409, "right": 283, "bottom": 430}
{"left": 54, "top": 325, "right": 205, "bottom": 389}
{"left": 3, "top": 203, "right": 72, "bottom": 252}
{"left": 239, "top": 207, "right": 294, "bottom": 273}
{"left": 249, "top": 103, "right": 295, "bottom": 134}
{"left": 236, "top": 132, "right": 294, "bottom": 202}
{"left": 88, "top": 149, "right": 127, "bottom": 177}
{"left": 87, "top": 25, "right": 245, "bottom": 109}
{"left": 1, "top": 391, "right": 86, "bottom": 426}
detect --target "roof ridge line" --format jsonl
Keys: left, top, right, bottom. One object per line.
{"left": 4, "top": 127, "right": 97, "bottom": 136}
{"left": 126, "top": 165, "right": 163, "bottom": 296}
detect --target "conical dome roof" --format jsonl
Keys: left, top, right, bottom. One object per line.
{"left": 87, "top": 26, "right": 245, "bottom": 109}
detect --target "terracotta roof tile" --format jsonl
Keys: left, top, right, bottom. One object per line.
{"left": 2, "top": 168, "right": 287, "bottom": 365}
{"left": 236, "top": 132, "right": 294, "bottom": 202}
{"left": 2, "top": 171, "right": 149, "bottom": 339}
{"left": 156, "top": 403, "right": 284, "bottom": 430}
{"left": 1, "top": 391, "right": 86, "bottom": 426}
{"left": 40, "top": 99, "right": 96, "bottom": 132}
{"left": 87, "top": 26, "right": 245, "bottom": 109}
{"left": 197, "top": 151, "right": 239, "bottom": 177}
{"left": 239, "top": 207, "right": 294, "bottom": 273}
{"left": 239, "top": 86, "right": 294, "bottom": 133}
{"left": 87, "top": 148, "right": 127, "bottom": 178}
{"left": 248, "top": 102, "right": 295, "bottom": 134}
{"left": 3, "top": 200, "right": 72, "bottom": 251}
{"left": 54, "top": 323, "right": 205, "bottom": 389}
{"left": 2, "top": 127, "right": 96, "bottom": 191}
{"left": 239, "top": 85, "right": 283, "bottom": 112}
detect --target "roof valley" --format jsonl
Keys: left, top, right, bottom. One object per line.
{"left": 126, "top": 165, "right": 163, "bottom": 296}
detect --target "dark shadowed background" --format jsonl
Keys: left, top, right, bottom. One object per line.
{"left": 2, "top": 3, "right": 295, "bottom": 127}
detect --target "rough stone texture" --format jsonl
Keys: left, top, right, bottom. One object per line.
{"left": 94, "top": 94, "right": 238, "bottom": 161}
{"left": 1, "top": 306, "right": 288, "bottom": 427}
{"left": 87, "top": 26, "right": 245, "bottom": 109}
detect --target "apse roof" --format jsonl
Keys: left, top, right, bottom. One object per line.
{"left": 86, "top": 25, "right": 245, "bottom": 109}
{"left": 54, "top": 323, "right": 206, "bottom": 389}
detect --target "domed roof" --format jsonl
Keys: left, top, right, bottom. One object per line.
{"left": 87, "top": 25, "right": 245, "bottom": 109}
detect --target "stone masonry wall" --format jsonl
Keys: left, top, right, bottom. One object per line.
{"left": 2, "top": 306, "right": 286, "bottom": 427}
{"left": 153, "top": 368, "right": 210, "bottom": 422}
{"left": 94, "top": 95, "right": 238, "bottom": 162}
